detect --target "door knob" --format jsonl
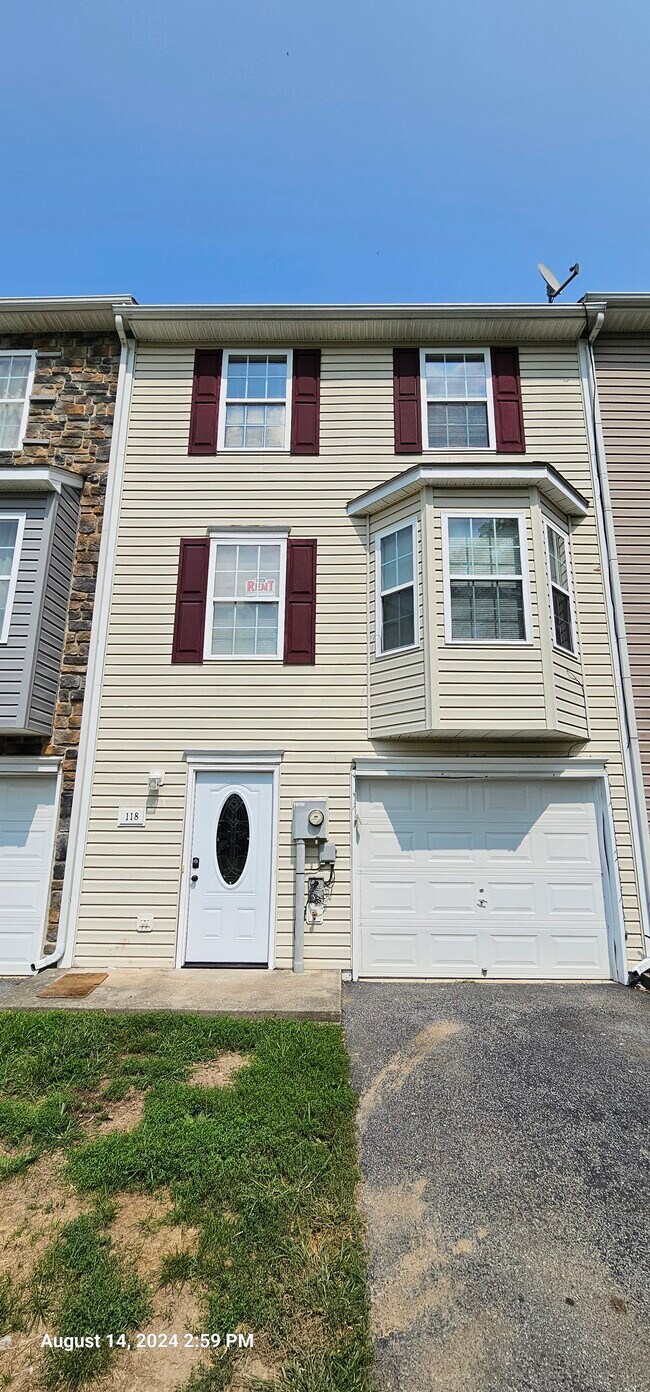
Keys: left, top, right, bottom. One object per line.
{"left": 191, "top": 874, "right": 199, "bottom": 884}
{"left": 478, "top": 898, "right": 487, "bottom": 907}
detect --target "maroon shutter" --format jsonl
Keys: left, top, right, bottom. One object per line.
{"left": 171, "top": 538, "right": 210, "bottom": 663}
{"left": 491, "top": 347, "right": 525, "bottom": 453}
{"left": 291, "top": 350, "right": 321, "bottom": 454}
{"left": 188, "top": 350, "right": 222, "bottom": 455}
{"left": 393, "top": 349, "right": 422, "bottom": 452}
{"left": 284, "top": 539, "right": 317, "bottom": 664}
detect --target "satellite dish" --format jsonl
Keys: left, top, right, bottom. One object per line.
{"left": 537, "top": 261, "right": 581, "bottom": 304}
{"left": 538, "top": 263, "right": 561, "bottom": 295}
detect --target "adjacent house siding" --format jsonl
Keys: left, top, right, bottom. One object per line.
{"left": 0, "top": 330, "right": 122, "bottom": 949}
{"left": 593, "top": 336, "right": 650, "bottom": 822}
{"left": 72, "top": 342, "right": 643, "bottom": 970}
{"left": 29, "top": 486, "right": 81, "bottom": 731}
{"left": 0, "top": 498, "right": 48, "bottom": 728}
{"left": 369, "top": 497, "right": 426, "bottom": 737}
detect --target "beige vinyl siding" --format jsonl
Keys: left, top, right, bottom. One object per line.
{"left": 369, "top": 497, "right": 426, "bottom": 736}
{"left": 73, "top": 342, "right": 643, "bottom": 969}
{"left": 593, "top": 337, "right": 650, "bottom": 822}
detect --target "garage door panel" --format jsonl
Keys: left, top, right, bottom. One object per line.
{"left": 491, "top": 934, "right": 540, "bottom": 969}
{"left": 357, "top": 776, "right": 612, "bottom": 980}
{"left": 424, "top": 781, "right": 473, "bottom": 814}
{"left": 0, "top": 776, "right": 57, "bottom": 975}
{"left": 487, "top": 881, "right": 537, "bottom": 914}
{"left": 484, "top": 831, "right": 534, "bottom": 863}
{"left": 547, "top": 880, "right": 600, "bottom": 916}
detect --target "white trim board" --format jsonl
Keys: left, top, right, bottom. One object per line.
{"left": 347, "top": 462, "right": 589, "bottom": 520}
{"left": 176, "top": 751, "right": 282, "bottom": 970}
{"left": 0, "top": 757, "right": 61, "bottom": 776}
{"left": 0, "top": 467, "right": 84, "bottom": 494}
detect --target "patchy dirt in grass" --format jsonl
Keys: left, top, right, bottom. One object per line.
{"left": 111, "top": 1191, "right": 199, "bottom": 1282}
{"left": 356, "top": 1023, "right": 461, "bottom": 1137}
{"left": 92, "top": 1090, "right": 147, "bottom": 1135}
{"left": 98, "top": 1287, "right": 207, "bottom": 1392}
{"left": 187, "top": 1053, "right": 249, "bottom": 1088}
{"left": 1, "top": 1325, "right": 48, "bottom": 1392}
{"left": 229, "top": 1336, "right": 284, "bottom": 1389}
{"left": 0, "top": 1153, "right": 83, "bottom": 1287}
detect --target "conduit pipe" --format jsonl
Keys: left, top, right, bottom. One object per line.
{"left": 293, "top": 840, "right": 306, "bottom": 973}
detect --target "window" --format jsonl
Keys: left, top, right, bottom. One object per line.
{"left": 219, "top": 352, "right": 291, "bottom": 451}
{"left": 546, "top": 523, "right": 575, "bottom": 653}
{"left": 377, "top": 521, "right": 417, "bottom": 654}
{"left": 444, "top": 514, "right": 529, "bottom": 642}
{"left": 422, "top": 349, "right": 493, "bottom": 450}
{"left": 206, "top": 534, "right": 286, "bottom": 658}
{"left": 0, "top": 353, "right": 35, "bottom": 452}
{"left": 0, "top": 513, "right": 25, "bottom": 643}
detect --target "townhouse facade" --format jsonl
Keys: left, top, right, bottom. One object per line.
{"left": 0, "top": 296, "right": 135, "bottom": 973}
{"left": 57, "top": 300, "right": 647, "bottom": 983}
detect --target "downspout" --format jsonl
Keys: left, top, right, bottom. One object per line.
{"left": 32, "top": 312, "right": 135, "bottom": 970}
{"left": 579, "top": 313, "right": 650, "bottom": 967}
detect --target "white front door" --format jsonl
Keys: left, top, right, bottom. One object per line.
{"left": 185, "top": 770, "right": 274, "bottom": 966}
{"left": 357, "top": 776, "right": 612, "bottom": 980}
{"left": 0, "top": 775, "right": 57, "bottom": 974}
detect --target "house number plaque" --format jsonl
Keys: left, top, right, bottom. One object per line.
{"left": 117, "top": 807, "right": 146, "bottom": 827}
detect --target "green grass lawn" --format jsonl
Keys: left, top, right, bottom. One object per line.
{"left": 0, "top": 1010, "right": 374, "bottom": 1392}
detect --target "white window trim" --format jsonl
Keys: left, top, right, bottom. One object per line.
{"left": 0, "top": 511, "right": 26, "bottom": 644}
{"left": 442, "top": 509, "right": 533, "bottom": 646}
{"left": 203, "top": 530, "right": 287, "bottom": 661}
{"left": 420, "top": 347, "right": 496, "bottom": 452}
{"left": 375, "top": 516, "right": 420, "bottom": 658}
{"left": 0, "top": 351, "right": 36, "bottom": 453}
{"left": 217, "top": 348, "right": 293, "bottom": 452}
{"left": 545, "top": 518, "right": 579, "bottom": 658}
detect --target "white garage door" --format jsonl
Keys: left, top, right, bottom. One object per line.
{"left": 357, "top": 777, "right": 611, "bottom": 980}
{"left": 0, "top": 776, "right": 57, "bottom": 974}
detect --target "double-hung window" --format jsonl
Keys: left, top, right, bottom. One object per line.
{"left": 0, "top": 353, "right": 35, "bottom": 452}
{"left": 0, "top": 513, "right": 25, "bottom": 643}
{"left": 377, "top": 521, "right": 417, "bottom": 654}
{"left": 546, "top": 523, "right": 575, "bottom": 654}
{"left": 422, "top": 349, "right": 493, "bottom": 449}
{"left": 445, "top": 514, "right": 529, "bottom": 642}
{"left": 220, "top": 352, "right": 291, "bottom": 451}
{"left": 207, "top": 534, "right": 286, "bottom": 658}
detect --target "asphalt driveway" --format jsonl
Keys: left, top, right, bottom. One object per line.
{"left": 344, "top": 982, "right": 650, "bottom": 1392}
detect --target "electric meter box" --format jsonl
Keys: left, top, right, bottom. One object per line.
{"left": 292, "top": 800, "right": 328, "bottom": 841}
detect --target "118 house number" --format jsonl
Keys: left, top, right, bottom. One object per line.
{"left": 117, "top": 807, "right": 146, "bottom": 827}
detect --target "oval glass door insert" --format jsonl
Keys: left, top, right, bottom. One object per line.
{"left": 216, "top": 793, "right": 250, "bottom": 885}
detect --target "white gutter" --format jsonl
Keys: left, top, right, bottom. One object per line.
{"left": 578, "top": 329, "right": 650, "bottom": 961}
{"left": 32, "top": 313, "right": 136, "bottom": 971}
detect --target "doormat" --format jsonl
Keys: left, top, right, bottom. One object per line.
{"left": 37, "top": 972, "right": 108, "bottom": 999}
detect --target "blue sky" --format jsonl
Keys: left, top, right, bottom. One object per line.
{"left": 2, "top": 0, "right": 649, "bottom": 303}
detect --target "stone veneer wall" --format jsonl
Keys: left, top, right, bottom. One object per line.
{"left": 0, "top": 332, "right": 121, "bottom": 947}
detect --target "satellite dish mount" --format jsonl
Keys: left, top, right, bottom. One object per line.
{"left": 537, "top": 262, "right": 580, "bottom": 303}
